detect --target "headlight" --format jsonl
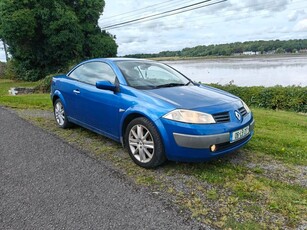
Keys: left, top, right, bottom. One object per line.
{"left": 163, "top": 109, "right": 216, "bottom": 124}
{"left": 242, "top": 101, "right": 251, "bottom": 113}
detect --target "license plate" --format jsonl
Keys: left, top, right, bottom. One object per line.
{"left": 230, "top": 126, "right": 250, "bottom": 143}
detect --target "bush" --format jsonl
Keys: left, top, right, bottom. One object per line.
{"left": 3, "top": 60, "right": 19, "bottom": 80}
{"left": 0, "top": 61, "right": 6, "bottom": 78}
{"left": 208, "top": 84, "right": 307, "bottom": 113}
{"left": 34, "top": 74, "right": 56, "bottom": 93}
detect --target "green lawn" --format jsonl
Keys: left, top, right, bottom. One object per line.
{"left": 247, "top": 109, "right": 307, "bottom": 165}
{"left": 1, "top": 78, "right": 306, "bottom": 229}
{"left": 0, "top": 79, "right": 52, "bottom": 109}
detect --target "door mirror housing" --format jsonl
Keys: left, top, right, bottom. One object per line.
{"left": 96, "top": 81, "right": 117, "bottom": 92}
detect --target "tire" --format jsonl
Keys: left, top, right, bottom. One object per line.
{"left": 53, "top": 98, "right": 71, "bottom": 129}
{"left": 125, "top": 117, "right": 166, "bottom": 168}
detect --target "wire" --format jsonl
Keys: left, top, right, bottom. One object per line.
{"left": 101, "top": 0, "right": 198, "bottom": 25}
{"left": 100, "top": 0, "right": 213, "bottom": 29}
{"left": 101, "top": 0, "right": 227, "bottom": 30}
{"left": 105, "top": 0, "right": 306, "bottom": 31}
{"left": 160, "top": 0, "right": 307, "bottom": 29}
{"left": 101, "top": 0, "right": 306, "bottom": 31}
{"left": 100, "top": 0, "right": 197, "bottom": 27}
{"left": 101, "top": 0, "right": 183, "bottom": 20}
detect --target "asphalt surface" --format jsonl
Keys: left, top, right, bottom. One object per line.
{"left": 0, "top": 107, "right": 200, "bottom": 229}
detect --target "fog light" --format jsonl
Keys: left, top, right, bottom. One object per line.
{"left": 210, "top": 145, "right": 217, "bottom": 152}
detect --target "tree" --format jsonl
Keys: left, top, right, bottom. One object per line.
{"left": 0, "top": 0, "right": 117, "bottom": 81}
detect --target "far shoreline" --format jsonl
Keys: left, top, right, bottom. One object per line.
{"left": 148, "top": 53, "right": 307, "bottom": 62}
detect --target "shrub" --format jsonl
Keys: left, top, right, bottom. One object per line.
{"left": 2, "top": 60, "right": 17, "bottom": 79}
{"left": 208, "top": 84, "right": 307, "bottom": 113}
{"left": 34, "top": 74, "right": 56, "bottom": 93}
{"left": 0, "top": 62, "right": 6, "bottom": 78}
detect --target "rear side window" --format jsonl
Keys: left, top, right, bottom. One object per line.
{"left": 69, "top": 62, "right": 116, "bottom": 85}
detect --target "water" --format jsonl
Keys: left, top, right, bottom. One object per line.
{"left": 164, "top": 56, "right": 307, "bottom": 87}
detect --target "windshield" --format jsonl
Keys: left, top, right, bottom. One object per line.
{"left": 116, "top": 60, "right": 191, "bottom": 89}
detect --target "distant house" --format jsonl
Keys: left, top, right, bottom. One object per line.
{"left": 243, "top": 51, "right": 260, "bottom": 55}
{"left": 233, "top": 53, "right": 242, "bottom": 56}
{"left": 265, "top": 50, "right": 276, "bottom": 55}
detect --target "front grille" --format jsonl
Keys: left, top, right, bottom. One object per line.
{"left": 215, "top": 135, "right": 250, "bottom": 152}
{"left": 213, "top": 112, "right": 230, "bottom": 123}
{"left": 238, "top": 106, "right": 248, "bottom": 117}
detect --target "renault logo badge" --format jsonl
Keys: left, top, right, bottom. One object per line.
{"left": 235, "top": 111, "right": 241, "bottom": 121}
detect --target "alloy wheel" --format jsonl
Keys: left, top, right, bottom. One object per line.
{"left": 128, "top": 124, "right": 155, "bottom": 163}
{"left": 55, "top": 101, "right": 65, "bottom": 126}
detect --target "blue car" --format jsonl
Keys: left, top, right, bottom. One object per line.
{"left": 51, "top": 58, "right": 254, "bottom": 168}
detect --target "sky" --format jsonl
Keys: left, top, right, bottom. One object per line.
{"left": 99, "top": 0, "right": 307, "bottom": 56}
{"left": 1, "top": 0, "right": 307, "bottom": 61}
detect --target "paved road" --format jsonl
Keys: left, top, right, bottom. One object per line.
{"left": 0, "top": 107, "right": 201, "bottom": 229}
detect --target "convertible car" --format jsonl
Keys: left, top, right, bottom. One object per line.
{"left": 51, "top": 58, "right": 254, "bottom": 168}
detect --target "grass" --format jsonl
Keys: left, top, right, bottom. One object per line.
{"left": 246, "top": 109, "right": 307, "bottom": 165}
{"left": 1, "top": 79, "right": 306, "bottom": 229}
{"left": 0, "top": 79, "right": 52, "bottom": 109}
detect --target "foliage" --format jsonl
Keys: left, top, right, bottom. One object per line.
{"left": 2, "top": 60, "right": 17, "bottom": 79}
{"left": 208, "top": 84, "right": 307, "bottom": 113}
{"left": 34, "top": 74, "right": 54, "bottom": 93}
{"left": 0, "top": 61, "right": 5, "bottom": 77}
{"left": 0, "top": 0, "right": 117, "bottom": 81}
{"left": 126, "top": 39, "right": 307, "bottom": 58}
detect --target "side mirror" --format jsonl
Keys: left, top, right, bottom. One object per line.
{"left": 96, "top": 81, "right": 117, "bottom": 92}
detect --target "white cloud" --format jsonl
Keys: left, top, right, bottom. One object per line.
{"left": 59, "top": 0, "right": 307, "bottom": 57}
{"left": 294, "top": 18, "right": 307, "bottom": 31}
{"left": 0, "top": 53, "right": 6, "bottom": 62}
{"left": 99, "top": 0, "right": 307, "bottom": 56}
{"left": 288, "top": 10, "right": 306, "bottom": 21}
{"left": 211, "top": 0, "right": 290, "bottom": 14}
{"left": 0, "top": 43, "right": 6, "bottom": 62}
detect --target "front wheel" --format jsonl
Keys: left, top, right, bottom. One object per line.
{"left": 125, "top": 117, "right": 166, "bottom": 168}
{"left": 53, "top": 99, "right": 71, "bottom": 129}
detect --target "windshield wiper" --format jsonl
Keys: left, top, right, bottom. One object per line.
{"left": 156, "top": 83, "right": 185, "bottom": 88}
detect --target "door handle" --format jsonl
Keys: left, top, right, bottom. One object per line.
{"left": 73, "top": 89, "right": 80, "bottom": 94}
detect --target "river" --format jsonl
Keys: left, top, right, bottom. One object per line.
{"left": 164, "top": 55, "right": 307, "bottom": 87}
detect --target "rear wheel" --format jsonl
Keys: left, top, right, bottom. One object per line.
{"left": 125, "top": 117, "right": 166, "bottom": 168}
{"left": 53, "top": 99, "right": 71, "bottom": 129}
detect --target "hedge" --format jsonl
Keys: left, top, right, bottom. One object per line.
{"left": 208, "top": 84, "right": 307, "bottom": 113}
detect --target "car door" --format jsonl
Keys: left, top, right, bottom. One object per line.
{"left": 67, "top": 61, "right": 120, "bottom": 139}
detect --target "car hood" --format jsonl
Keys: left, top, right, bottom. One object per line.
{"left": 143, "top": 85, "right": 240, "bottom": 110}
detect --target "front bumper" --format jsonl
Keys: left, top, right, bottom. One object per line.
{"left": 174, "top": 120, "right": 255, "bottom": 149}
{"left": 157, "top": 112, "right": 255, "bottom": 162}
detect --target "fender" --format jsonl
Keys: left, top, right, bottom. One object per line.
{"left": 51, "top": 90, "right": 69, "bottom": 116}
{"left": 118, "top": 106, "right": 171, "bottom": 153}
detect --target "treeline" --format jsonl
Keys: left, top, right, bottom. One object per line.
{"left": 125, "top": 39, "right": 307, "bottom": 58}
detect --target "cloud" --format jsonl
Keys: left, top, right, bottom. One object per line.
{"left": 228, "top": 0, "right": 290, "bottom": 12}
{"left": 0, "top": 52, "right": 6, "bottom": 62}
{"left": 294, "top": 18, "right": 307, "bottom": 31}
{"left": 288, "top": 10, "right": 306, "bottom": 22}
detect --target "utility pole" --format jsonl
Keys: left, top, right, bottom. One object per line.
{"left": 2, "top": 40, "right": 9, "bottom": 62}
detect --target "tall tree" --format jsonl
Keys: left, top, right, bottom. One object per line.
{"left": 0, "top": 0, "right": 117, "bottom": 81}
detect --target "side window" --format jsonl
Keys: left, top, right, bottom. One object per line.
{"left": 69, "top": 62, "right": 117, "bottom": 85}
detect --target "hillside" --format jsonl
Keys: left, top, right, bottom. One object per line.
{"left": 125, "top": 39, "right": 307, "bottom": 58}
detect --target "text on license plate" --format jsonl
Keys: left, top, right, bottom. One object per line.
{"left": 230, "top": 126, "right": 250, "bottom": 143}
